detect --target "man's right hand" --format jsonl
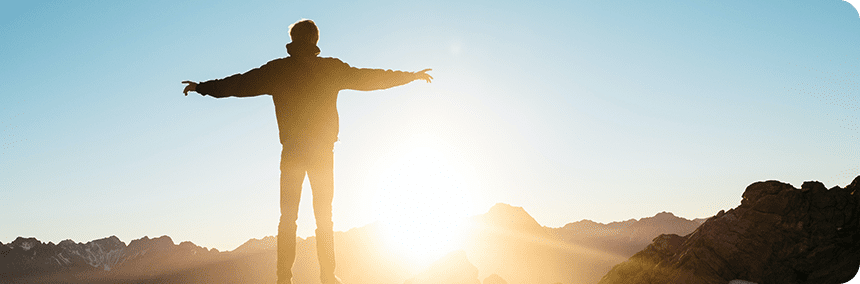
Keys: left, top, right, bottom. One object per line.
{"left": 182, "top": 81, "right": 198, "bottom": 96}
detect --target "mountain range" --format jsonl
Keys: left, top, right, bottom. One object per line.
{"left": 8, "top": 176, "right": 857, "bottom": 284}
{"left": 1, "top": 204, "right": 706, "bottom": 284}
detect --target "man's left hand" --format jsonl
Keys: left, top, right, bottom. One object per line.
{"left": 415, "top": 69, "right": 433, "bottom": 83}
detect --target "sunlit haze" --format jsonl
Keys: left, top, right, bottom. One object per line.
{"left": 2, "top": 4, "right": 859, "bottom": 277}
{"left": 372, "top": 136, "right": 476, "bottom": 263}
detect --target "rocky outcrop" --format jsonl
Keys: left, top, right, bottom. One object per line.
{"left": 598, "top": 176, "right": 860, "bottom": 284}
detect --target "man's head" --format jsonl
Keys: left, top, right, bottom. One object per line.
{"left": 289, "top": 19, "right": 319, "bottom": 45}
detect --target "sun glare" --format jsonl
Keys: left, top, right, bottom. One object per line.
{"left": 372, "top": 141, "right": 476, "bottom": 265}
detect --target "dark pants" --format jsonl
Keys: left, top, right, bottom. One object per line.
{"left": 277, "top": 144, "right": 336, "bottom": 284}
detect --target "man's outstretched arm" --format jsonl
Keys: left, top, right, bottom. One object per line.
{"left": 343, "top": 67, "right": 432, "bottom": 91}
{"left": 182, "top": 64, "right": 273, "bottom": 98}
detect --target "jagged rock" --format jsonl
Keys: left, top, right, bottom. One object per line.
{"left": 598, "top": 176, "right": 860, "bottom": 284}
{"left": 404, "top": 250, "right": 480, "bottom": 284}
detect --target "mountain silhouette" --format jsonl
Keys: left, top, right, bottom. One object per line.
{"left": 0, "top": 235, "right": 229, "bottom": 283}
{"left": 475, "top": 203, "right": 549, "bottom": 237}
{"left": 462, "top": 203, "right": 705, "bottom": 284}
{"left": 549, "top": 211, "right": 706, "bottom": 258}
{"left": 1, "top": 204, "right": 706, "bottom": 284}
{"left": 232, "top": 236, "right": 277, "bottom": 254}
{"left": 7, "top": 175, "right": 859, "bottom": 284}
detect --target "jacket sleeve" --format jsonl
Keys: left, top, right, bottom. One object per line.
{"left": 195, "top": 63, "right": 273, "bottom": 98}
{"left": 340, "top": 64, "right": 418, "bottom": 91}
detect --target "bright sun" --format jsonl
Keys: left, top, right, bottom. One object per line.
{"left": 372, "top": 140, "right": 476, "bottom": 265}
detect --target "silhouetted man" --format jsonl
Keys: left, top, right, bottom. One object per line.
{"left": 182, "top": 19, "right": 431, "bottom": 284}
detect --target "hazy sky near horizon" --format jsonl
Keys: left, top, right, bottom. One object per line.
{"left": 2, "top": 0, "right": 860, "bottom": 253}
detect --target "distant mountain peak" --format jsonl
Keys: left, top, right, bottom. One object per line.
{"left": 10, "top": 237, "right": 39, "bottom": 251}
{"left": 652, "top": 211, "right": 675, "bottom": 218}
{"left": 127, "top": 235, "right": 175, "bottom": 253}
{"left": 561, "top": 211, "right": 692, "bottom": 231}
{"left": 233, "top": 235, "right": 277, "bottom": 254}
{"left": 478, "top": 203, "right": 546, "bottom": 237}
{"left": 483, "top": 203, "right": 537, "bottom": 224}
{"left": 485, "top": 203, "right": 530, "bottom": 218}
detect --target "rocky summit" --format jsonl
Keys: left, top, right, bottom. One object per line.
{"left": 598, "top": 176, "right": 860, "bottom": 284}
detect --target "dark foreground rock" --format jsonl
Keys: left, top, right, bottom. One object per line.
{"left": 598, "top": 176, "right": 860, "bottom": 284}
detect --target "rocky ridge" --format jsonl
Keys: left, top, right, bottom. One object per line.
{"left": 598, "top": 176, "right": 860, "bottom": 284}
{"left": 0, "top": 235, "right": 226, "bottom": 282}
{"left": 548, "top": 211, "right": 706, "bottom": 258}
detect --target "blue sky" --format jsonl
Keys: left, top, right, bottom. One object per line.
{"left": 2, "top": 0, "right": 859, "bottom": 259}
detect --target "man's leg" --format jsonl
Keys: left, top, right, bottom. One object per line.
{"left": 307, "top": 146, "right": 336, "bottom": 284}
{"left": 278, "top": 147, "right": 306, "bottom": 284}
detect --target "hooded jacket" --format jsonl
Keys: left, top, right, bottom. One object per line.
{"left": 196, "top": 47, "right": 418, "bottom": 147}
